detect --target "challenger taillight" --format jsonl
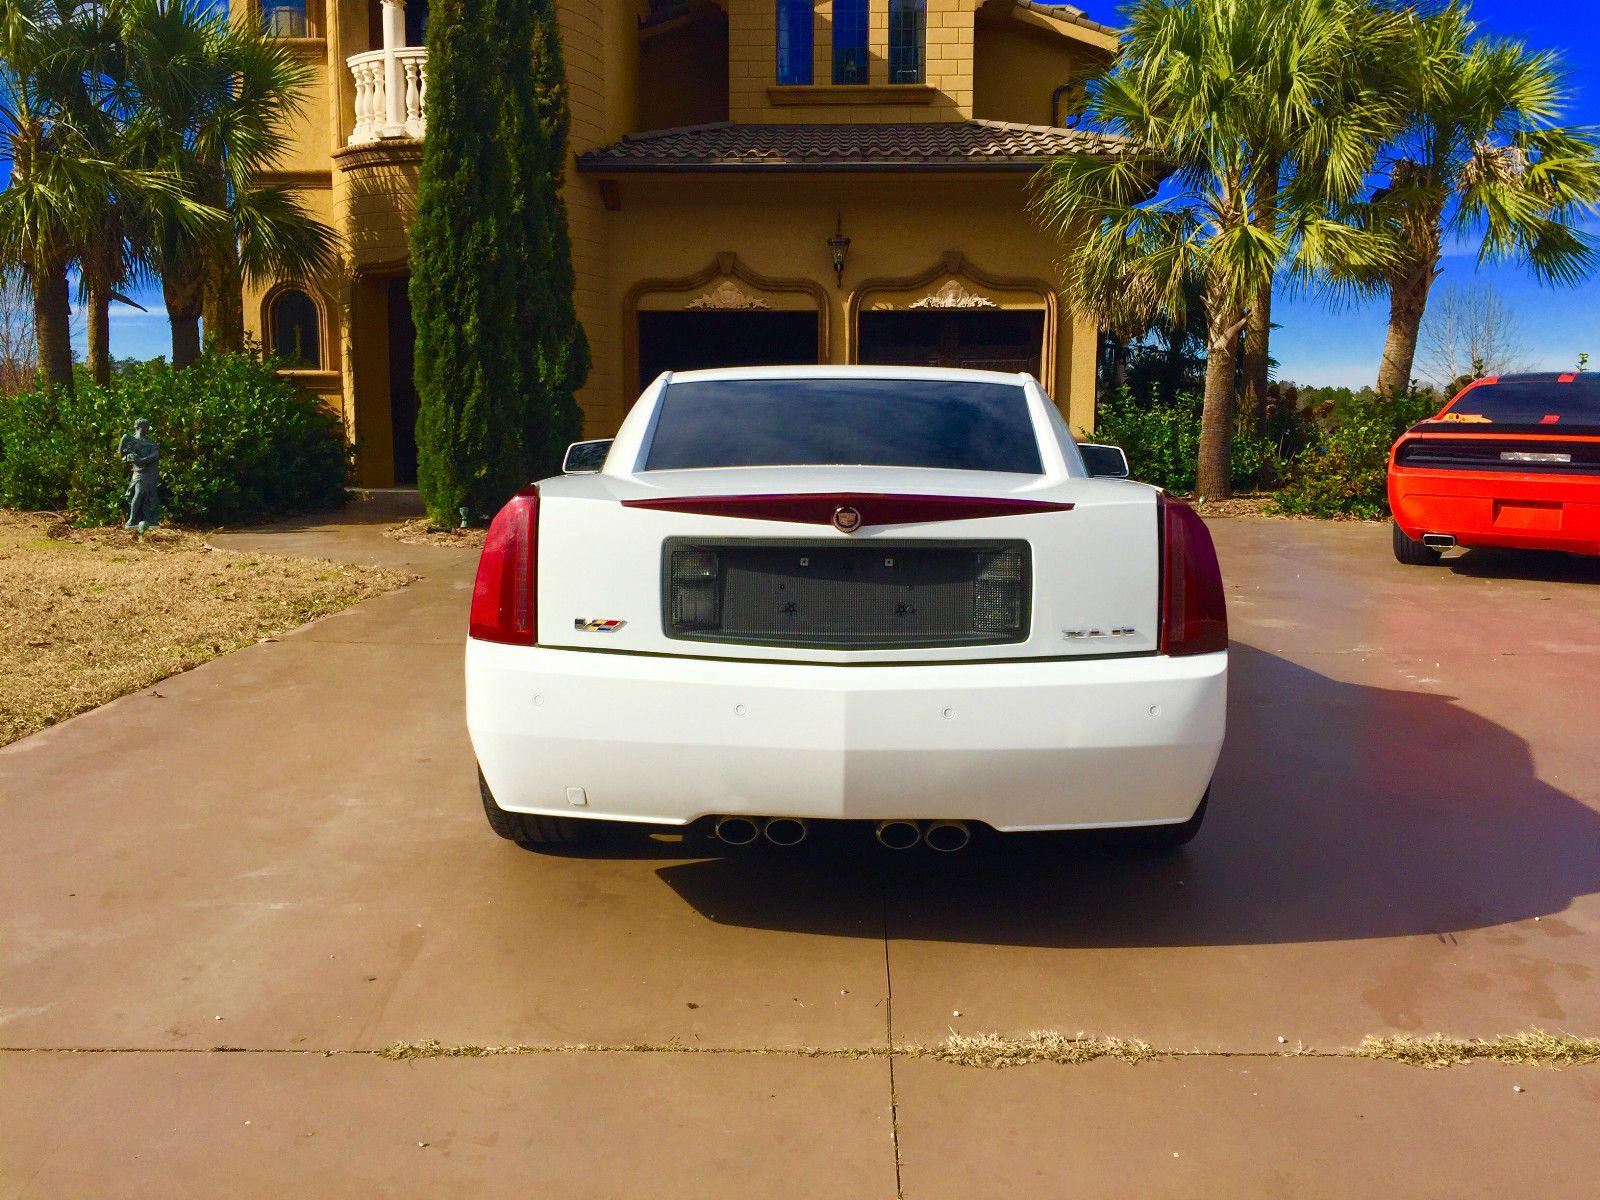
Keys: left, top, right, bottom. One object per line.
{"left": 1159, "top": 494, "right": 1227, "bottom": 656}
{"left": 469, "top": 489, "right": 538, "bottom": 644}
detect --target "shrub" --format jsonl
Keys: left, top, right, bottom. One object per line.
{"left": 1274, "top": 390, "right": 1441, "bottom": 518}
{"left": 1091, "top": 389, "right": 1275, "bottom": 494}
{"left": 0, "top": 353, "right": 351, "bottom": 525}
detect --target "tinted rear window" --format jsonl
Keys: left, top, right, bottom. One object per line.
{"left": 1442, "top": 379, "right": 1600, "bottom": 426}
{"left": 643, "top": 379, "right": 1044, "bottom": 474}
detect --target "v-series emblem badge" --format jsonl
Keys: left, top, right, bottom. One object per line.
{"left": 1061, "top": 627, "right": 1138, "bottom": 640}
{"left": 574, "top": 619, "right": 627, "bottom": 633}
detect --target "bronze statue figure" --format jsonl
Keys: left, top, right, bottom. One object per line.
{"left": 118, "top": 418, "right": 160, "bottom": 530}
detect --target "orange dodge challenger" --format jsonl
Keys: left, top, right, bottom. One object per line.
{"left": 1388, "top": 372, "right": 1600, "bottom": 564}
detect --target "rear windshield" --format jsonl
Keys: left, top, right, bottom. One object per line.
{"left": 642, "top": 378, "right": 1044, "bottom": 474}
{"left": 1441, "top": 379, "right": 1600, "bottom": 426}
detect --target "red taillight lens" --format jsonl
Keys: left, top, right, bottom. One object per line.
{"left": 1159, "top": 494, "right": 1227, "bottom": 656}
{"left": 469, "top": 489, "right": 538, "bottom": 644}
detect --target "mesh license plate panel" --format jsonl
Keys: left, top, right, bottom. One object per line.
{"left": 664, "top": 540, "right": 1030, "bottom": 648}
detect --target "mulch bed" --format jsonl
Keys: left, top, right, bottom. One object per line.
{"left": 384, "top": 518, "right": 488, "bottom": 548}
{"left": 1175, "top": 493, "right": 1381, "bottom": 522}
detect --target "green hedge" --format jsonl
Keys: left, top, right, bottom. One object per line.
{"left": 1091, "top": 390, "right": 1278, "bottom": 495}
{"left": 1275, "top": 390, "right": 1440, "bottom": 519}
{"left": 0, "top": 354, "right": 352, "bottom": 525}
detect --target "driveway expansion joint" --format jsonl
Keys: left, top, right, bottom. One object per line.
{"left": 7, "top": 1029, "right": 1597, "bottom": 1070}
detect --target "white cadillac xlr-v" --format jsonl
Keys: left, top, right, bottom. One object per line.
{"left": 466, "top": 366, "right": 1227, "bottom": 853}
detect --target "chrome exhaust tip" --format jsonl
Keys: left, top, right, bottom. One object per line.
{"left": 923, "top": 820, "right": 971, "bottom": 853}
{"left": 1422, "top": 533, "right": 1457, "bottom": 550}
{"left": 763, "top": 817, "right": 808, "bottom": 847}
{"left": 713, "top": 815, "right": 761, "bottom": 846}
{"left": 875, "top": 819, "right": 922, "bottom": 850}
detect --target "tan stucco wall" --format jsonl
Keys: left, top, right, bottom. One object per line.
{"left": 639, "top": 12, "right": 730, "bottom": 129}
{"left": 588, "top": 172, "right": 1095, "bottom": 434}
{"left": 973, "top": 13, "right": 1101, "bottom": 126}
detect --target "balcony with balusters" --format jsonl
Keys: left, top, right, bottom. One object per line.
{"left": 346, "top": 0, "right": 427, "bottom": 144}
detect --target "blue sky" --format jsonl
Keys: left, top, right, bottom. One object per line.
{"left": 1237, "top": 0, "right": 1600, "bottom": 388}
{"left": 34, "top": 0, "right": 1600, "bottom": 387}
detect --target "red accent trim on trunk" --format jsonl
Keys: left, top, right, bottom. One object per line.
{"left": 620, "top": 493, "right": 1074, "bottom": 527}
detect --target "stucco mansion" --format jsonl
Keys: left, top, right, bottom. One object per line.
{"left": 245, "top": 0, "right": 1119, "bottom": 487}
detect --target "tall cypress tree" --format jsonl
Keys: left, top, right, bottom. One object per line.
{"left": 516, "top": 0, "right": 589, "bottom": 472}
{"left": 411, "top": 0, "right": 587, "bottom": 523}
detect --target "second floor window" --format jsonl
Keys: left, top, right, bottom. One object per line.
{"left": 776, "top": 0, "right": 813, "bottom": 85}
{"left": 889, "top": 0, "right": 925, "bottom": 83}
{"left": 832, "top": 0, "right": 869, "bottom": 84}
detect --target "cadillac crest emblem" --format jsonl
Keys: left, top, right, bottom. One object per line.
{"left": 832, "top": 505, "right": 862, "bottom": 533}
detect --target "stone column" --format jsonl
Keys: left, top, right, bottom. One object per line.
{"left": 381, "top": 0, "right": 407, "bottom": 137}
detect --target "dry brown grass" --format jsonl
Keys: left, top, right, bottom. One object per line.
{"left": 0, "top": 511, "right": 410, "bottom": 747}
{"left": 375, "top": 1039, "right": 876, "bottom": 1061}
{"left": 1355, "top": 1029, "right": 1600, "bottom": 1069}
{"left": 384, "top": 518, "right": 486, "bottom": 549}
{"left": 915, "top": 1031, "right": 1165, "bottom": 1069}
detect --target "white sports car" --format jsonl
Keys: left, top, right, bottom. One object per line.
{"left": 466, "top": 366, "right": 1226, "bottom": 853}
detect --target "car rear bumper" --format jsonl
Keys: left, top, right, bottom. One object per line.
{"left": 466, "top": 640, "right": 1226, "bottom": 832}
{"left": 1389, "top": 468, "right": 1600, "bottom": 555}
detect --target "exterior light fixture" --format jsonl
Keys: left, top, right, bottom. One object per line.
{"left": 827, "top": 215, "right": 851, "bottom": 288}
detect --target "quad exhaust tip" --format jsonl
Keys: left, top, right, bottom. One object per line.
{"left": 713, "top": 815, "right": 761, "bottom": 846}
{"left": 763, "top": 817, "right": 808, "bottom": 847}
{"left": 875, "top": 819, "right": 923, "bottom": 850}
{"left": 1422, "top": 533, "right": 1457, "bottom": 549}
{"left": 923, "top": 820, "right": 971, "bottom": 853}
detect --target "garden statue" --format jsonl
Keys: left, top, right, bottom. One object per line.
{"left": 118, "top": 418, "right": 160, "bottom": 530}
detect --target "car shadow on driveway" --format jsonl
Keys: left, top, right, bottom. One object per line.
{"left": 1446, "top": 547, "right": 1600, "bottom": 583}
{"left": 634, "top": 642, "right": 1600, "bottom": 948}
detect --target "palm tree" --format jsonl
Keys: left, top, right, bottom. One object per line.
{"left": 2, "top": 0, "right": 125, "bottom": 391}
{"left": 1358, "top": 4, "right": 1600, "bottom": 396}
{"left": 1035, "top": 0, "right": 1401, "bottom": 497}
{"left": 124, "top": 0, "right": 336, "bottom": 367}
{"left": 1, "top": 0, "right": 209, "bottom": 389}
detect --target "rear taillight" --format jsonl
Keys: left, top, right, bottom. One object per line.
{"left": 669, "top": 548, "right": 721, "bottom": 632}
{"left": 1159, "top": 494, "right": 1227, "bottom": 656}
{"left": 469, "top": 489, "right": 538, "bottom": 644}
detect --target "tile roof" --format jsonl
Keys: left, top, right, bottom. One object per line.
{"left": 1014, "top": 1, "right": 1120, "bottom": 37}
{"left": 577, "top": 120, "right": 1124, "bottom": 174}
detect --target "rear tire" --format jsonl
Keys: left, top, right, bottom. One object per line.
{"left": 479, "top": 769, "right": 591, "bottom": 848}
{"left": 1392, "top": 521, "right": 1442, "bottom": 565}
{"left": 1121, "top": 791, "right": 1208, "bottom": 853}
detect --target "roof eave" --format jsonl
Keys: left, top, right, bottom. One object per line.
{"left": 576, "top": 159, "right": 1067, "bottom": 174}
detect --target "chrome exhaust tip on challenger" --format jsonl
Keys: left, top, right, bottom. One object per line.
{"left": 875, "top": 819, "right": 923, "bottom": 850}
{"left": 923, "top": 820, "right": 971, "bottom": 853}
{"left": 763, "top": 817, "right": 809, "bottom": 847}
{"left": 713, "top": 815, "right": 762, "bottom": 846}
{"left": 1422, "top": 533, "right": 1457, "bottom": 549}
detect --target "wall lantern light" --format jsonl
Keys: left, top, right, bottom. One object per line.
{"left": 827, "top": 214, "right": 851, "bottom": 288}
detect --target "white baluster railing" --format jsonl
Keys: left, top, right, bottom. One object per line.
{"left": 346, "top": 47, "right": 427, "bottom": 144}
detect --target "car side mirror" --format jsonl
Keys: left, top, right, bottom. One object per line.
{"left": 562, "top": 439, "right": 612, "bottom": 475}
{"left": 1078, "top": 443, "right": 1130, "bottom": 479}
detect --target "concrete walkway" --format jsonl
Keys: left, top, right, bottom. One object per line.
{"left": 3, "top": 512, "right": 1598, "bottom": 1198}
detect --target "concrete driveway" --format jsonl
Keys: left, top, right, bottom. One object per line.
{"left": 4, "top": 511, "right": 1599, "bottom": 1198}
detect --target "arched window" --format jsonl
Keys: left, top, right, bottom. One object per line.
{"left": 889, "top": 0, "right": 925, "bottom": 84}
{"left": 270, "top": 288, "right": 322, "bottom": 369}
{"left": 262, "top": 0, "right": 326, "bottom": 37}
{"left": 776, "top": 0, "right": 813, "bottom": 85}
{"left": 261, "top": 0, "right": 307, "bottom": 36}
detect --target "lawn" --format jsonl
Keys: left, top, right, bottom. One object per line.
{"left": 0, "top": 511, "right": 410, "bottom": 747}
